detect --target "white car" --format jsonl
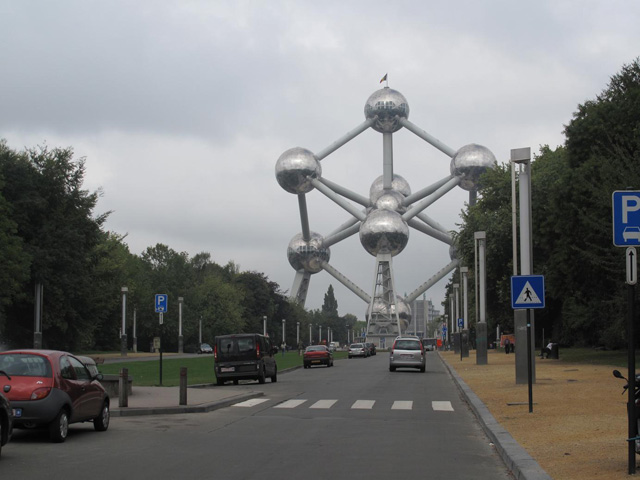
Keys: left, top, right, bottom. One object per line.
{"left": 623, "top": 226, "right": 640, "bottom": 242}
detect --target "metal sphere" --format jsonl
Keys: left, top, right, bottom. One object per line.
{"left": 364, "top": 87, "right": 409, "bottom": 133}
{"left": 287, "top": 232, "right": 330, "bottom": 274}
{"left": 449, "top": 244, "right": 458, "bottom": 261}
{"left": 365, "top": 299, "right": 390, "bottom": 323}
{"left": 359, "top": 209, "right": 409, "bottom": 257}
{"left": 392, "top": 297, "right": 412, "bottom": 333}
{"left": 275, "top": 147, "right": 322, "bottom": 194}
{"left": 450, "top": 143, "right": 496, "bottom": 191}
{"left": 375, "top": 190, "right": 406, "bottom": 213}
{"left": 369, "top": 174, "right": 411, "bottom": 204}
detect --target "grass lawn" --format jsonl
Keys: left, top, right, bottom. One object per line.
{"left": 98, "top": 351, "right": 348, "bottom": 387}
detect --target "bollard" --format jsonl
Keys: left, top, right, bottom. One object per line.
{"left": 119, "top": 367, "right": 129, "bottom": 408}
{"left": 179, "top": 367, "right": 187, "bottom": 406}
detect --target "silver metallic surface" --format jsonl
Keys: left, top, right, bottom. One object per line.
{"left": 375, "top": 190, "right": 406, "bottom": 213}
{"left": 369, "top": 174, "right": 411, "bottom": 204}
{"left": 450, "top": 143, "right": 496, "bottom": 191}
{"left": 287, "top": 232, "right": 330, "bottom": 274}
{"left": 359, "top": 209, "right": 409, "bottom": 257}
{"left": 364, "top": 87, "right": 409, "bottom": 133}
{"left": 393, "top": 297, "right": 412, "bottom": 334}
{"left": 276, "top": 147, "right": 322, "bottom": 194}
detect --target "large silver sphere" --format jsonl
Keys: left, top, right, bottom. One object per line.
{"left": 287, "top": 232, "right": 330, "bottom": 274}
{"left": 450, "top": 144, "right": 496, "bottom": 191}
{"left": 375, "top": 190, "right": 406, "bottom": 213}
{"left": 364, "top": 87, "right": 409, "bottom": 133}
{"left": 392, "top": 297, "right": 412, "bottom": 333}
{"left": 369, "top": 174, "right": 411, "bottom": 204}
{"left": 276, "top": 147, "right": 322, "bottom": 194}
{"left": 359, "top": 209, "right": 409, "bottom": 257}
{"left": 449, "top": 244, "right": 458, "bottom": 261}
{"left": 365, "top": 299, "right": 390, "bottom": 323}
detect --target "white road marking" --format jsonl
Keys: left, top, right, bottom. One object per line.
{"left": 274, "top": 399, "right": 308, "bottom": 409}
{"left": 432, "top": 401, "right": 454, "bottom": 411}
{"left": 232, "top": 398, "right": 270, "bottom": 408}
{"left": 391, "top": 401, "right": 413, "bottom": 410}
{"left": 310, "top": 399, "right": 338, "bottom": 409}
{"left": 351, "top": 400, "right": 375, "bottom": 409}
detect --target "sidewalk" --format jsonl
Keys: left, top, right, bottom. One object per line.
{"left": 110, "top": 385, "right": 263, "bottom": 417}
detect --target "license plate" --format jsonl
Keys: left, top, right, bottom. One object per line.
{"left": 401, "top": 354, "right": 413, "bottom": 358}
{"left": 221, "top": 367, "right": 235, "bottom": 373}
{"left": 12, "top": 408, "right": 22, "bottom": 418}
{"left": 312, "top": 360, "right": 321, "bottom": 364}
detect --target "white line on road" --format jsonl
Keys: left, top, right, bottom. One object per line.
{"left": 310, "top": 399, "right": 338, "bottom": 409}
{"left": 232, "top": 398, "right": 270, "bottom": 408}
{"left": 432, "top": 401, "right": 454, "bottom": 411}
{"left": 274, "top": 399, "right": 308, "bottom": 409}
{"left": 391, "top": 401, "right": 413, "bottom": 410}
{"left": 351, "top": 400, "right": 375, "bottom": 409}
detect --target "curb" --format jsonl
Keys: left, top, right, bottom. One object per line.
{"left": 111, "top": 391, "right": 264, "bottom": 417}
{"left": 439, "top": 353, "right": 553, "bottom": 480}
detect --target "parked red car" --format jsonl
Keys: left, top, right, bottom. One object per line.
{"left": 0, "top": 350, "right": 110, "bottom": 443}
{"left": 303, "top": 345, "right": 334, "bottom": 368}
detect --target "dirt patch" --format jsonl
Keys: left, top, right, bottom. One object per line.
{"left": 441, "top": 350, "right": 633, "bottom": 479}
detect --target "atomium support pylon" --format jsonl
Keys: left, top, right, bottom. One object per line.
{"left": 276, "top": 84, "right": 496, "bottom": 348}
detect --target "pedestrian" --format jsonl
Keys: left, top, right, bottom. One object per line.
{"left": 504, "top": 338, "right": 511, "bottom": 354}
{"left": 281, "top": 341, "right": 286, "bottom": 357}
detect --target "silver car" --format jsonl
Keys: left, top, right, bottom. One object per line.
{"left": 389, "top": 337, "right": 425, "bottom": 372}
{"left": 348, "top": 343, "right": 368, "bottom": 358}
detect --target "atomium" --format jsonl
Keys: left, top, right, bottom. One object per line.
{"left": 364, "top": 88, "right": 409, "bottom": 133}
{"left": 287, "top": 232, "right": 330, "bottom": 274}
{"left": 450, "top": 143, "right": 497, "bottom": 191}
{"left": 275, "top": 147, "right": 321, "bottom": 194}
{"left": 359, "top": 209, "right": 409, "bottom": 257}
{"left": 276, "top": 81, "right": 496, "bottom": 344}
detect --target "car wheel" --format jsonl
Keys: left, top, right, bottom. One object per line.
{"left": 0, "top": 420, "right": 3, "bottom": 459}
{"left": 258, "top": 366, "right": 266, "bottom": 384}
{"left": 233, "top": 379, "right": 239, "bottom": 385}
{"left": 420, "top": 365, "right": 426, "bottom": 373}
{"left": 216, "top": 377, "right": 224, "bottom": 386}
{"left": 94, "top": 400, "right": 110, "bottom": 432}
{"left": 49, "top": 408, "right": 69, "bottom": 443}
{"left": 271, "top": 367, "right": 277, "bottom": 383}
{"left": 389, "top": 366, "right": 396, "bottom": 372}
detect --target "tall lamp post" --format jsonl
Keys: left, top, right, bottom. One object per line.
{"left": 263, "top": 316, "right": 267, "bottom": 336}
{"left": 282, "top": 319, "right": 286, "bottom": 345}
{"left": 178, "top": 297, "right": 184, "bottom": 354}
{"left": 121, "top": 287, "right": 128, "bottom": 357}
{"left": 475, "top": 231, "right": 488, "bottom": 364}
{"left": 309, "top": 323, "right": 313, "bottom": 345}
{"left": 133, "top": 308, "right": 137, "bottom": 353}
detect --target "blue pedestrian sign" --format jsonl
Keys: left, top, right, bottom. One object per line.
{"left": 511, "top": 275, "right": 545, "bottom": 309}
{"left": 155, "top": 294, "right": 168, "bottom": 313}
{"left": 612, "top": 191, "right": 640, "bottom": 246}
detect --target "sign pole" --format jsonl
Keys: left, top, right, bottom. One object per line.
{"left": 627, "top": 266, "right": 636, "bottom": 475}
{"left": 527, "top": 309, "right": 533, "bottom": 413}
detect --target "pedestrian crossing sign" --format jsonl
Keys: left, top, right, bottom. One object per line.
{"left": 511, "top": 275, "right": 545, "bottom": 309}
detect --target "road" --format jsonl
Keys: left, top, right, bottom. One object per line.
{"left": 2, "top": 353, "right": 512, "bottom": 479}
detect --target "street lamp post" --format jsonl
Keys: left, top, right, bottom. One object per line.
{"left": 178, "top": 297, "right": 184, "bottom": 354}
{"left": 296, "top": 322, "right": 300, "bottom": 348}
{"left": 133, "top": 308, "right": 137, "bottom": 353}
{"left": 282, "top": 319, "right": 286, "bottom": 345}
{"left": 453, "top": 283, "right": 460, "bottom": 353}
{"left": 309, "top": 324, "right": 313, "bottom": 345}
{"left": 475, "top": 231, "right": 488, "bottom": 365}
{"left": 512, "top": 147, "right": 536, "bottom": 384}
{"left": 121, "top": 287, "right": 128, "bottom": 357}
{"left": 263, "top": 316, "right": 267, "bottom": 336}
{"left": 318, "top": 325, "right": 322, "bottom": 344}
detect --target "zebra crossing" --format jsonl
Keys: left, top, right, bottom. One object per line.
{"left": 232, "top": 398, "right": 455, "bottom": 411}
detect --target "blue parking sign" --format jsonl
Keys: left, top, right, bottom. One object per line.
{"left": 613, "top": 191, "right": 640, "bottom": 246}
{"left": 155, "top": 294, "right": 168, "bottom": 313}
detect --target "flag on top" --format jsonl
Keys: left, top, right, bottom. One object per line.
{"left": 380, "top": 73, "right": 387, "bottom": 83}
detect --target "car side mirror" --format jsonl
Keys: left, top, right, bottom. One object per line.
{"left": 95, "top": 373, "right": 104, "bottom": 381}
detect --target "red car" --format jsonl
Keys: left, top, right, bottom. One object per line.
{"left": 303, "top": 345, "right": 334, "bottom": 368}
{"left": 0, "top": 350, "right": 110, "bottom": 443}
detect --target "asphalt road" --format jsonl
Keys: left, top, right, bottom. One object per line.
{"left": 2, "top": 353, "right": 513, "bottom": 480}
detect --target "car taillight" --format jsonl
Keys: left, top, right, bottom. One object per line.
{"left": 214, "top": 345, "right": 218, "bottom": 360}
{"left": 31, "top": 387, "right": 51, "bottom": 400}
{"left": 256, "top": 344, "right": 260, "bottom": 358}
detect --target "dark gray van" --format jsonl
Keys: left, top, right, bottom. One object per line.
{"left": 214, "top": 334, "right": 277, "bottom": 385}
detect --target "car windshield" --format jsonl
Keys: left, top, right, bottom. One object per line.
{"left": 395, "top": 340, "right": 421, "bottom": 350}
{"left": 306, "top": 346, "right": 325, "bottom": 352}
{"left": 201, "top": 343, "right": 211, "bottom": 348}
{"left": 350, "top": 344, "right": 363, "bottom": 348}
{"left": 0, "top": 353, "right": 53, "bottom": 377}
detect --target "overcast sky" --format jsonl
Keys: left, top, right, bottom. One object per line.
{"left": 1, "top": 1, "right": 639, "bottom": 319}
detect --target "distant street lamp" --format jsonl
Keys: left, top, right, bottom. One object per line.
{"left": 178, "top": 297, "right": 184, "bottom": 354}
{"left": 282, "top": 319, "right": 286, "bottom": 344}
{"left": 263, "top": 316, "right": 267, "bottom": 336}
{"left": 121, "top": 287, "right": 128, "bottom": 357}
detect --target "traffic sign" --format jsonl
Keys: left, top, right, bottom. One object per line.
{"left": 155, "top": 294, "right": 168, "bottom": 313}
{"left": 613, "top": 191, "right": 640, "bottom": 246}
{"left": 628, "top": 247, "right": 638, "bottom": 285}
{"left": 458, "top": 318, "right": 464, "bottom": 328}
{"left": 511, "top": 275, "right": 545, "bottom": 309}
